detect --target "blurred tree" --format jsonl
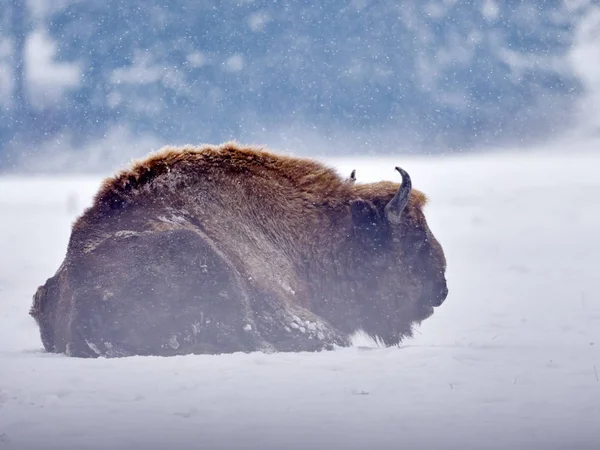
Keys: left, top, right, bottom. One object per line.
{"left": 5, "top": 0, "right": 31, "bottom": 137}
{"left": 0, "top": 0, "right": 590, "bottom": 170}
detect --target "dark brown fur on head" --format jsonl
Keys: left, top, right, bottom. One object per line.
{"left": 33, "top": 141, "right": 448, "bottom": 357}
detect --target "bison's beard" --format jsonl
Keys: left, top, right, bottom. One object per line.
{"left": 359, "top": 297, "right": 436, "bottom": 347}
{"left": 415, "top": 302, "right": 435, "bottom": 322}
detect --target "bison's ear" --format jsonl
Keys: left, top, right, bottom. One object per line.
{"left": 350, "top": 199, "right": 384, "bottom": 233}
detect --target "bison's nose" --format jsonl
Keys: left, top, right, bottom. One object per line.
{"left": 431, "top": 283, "right": 448, "bottom": 307}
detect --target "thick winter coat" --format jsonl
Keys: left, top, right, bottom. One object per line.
{"left": 30, "top": 142, "right": 448, "bottom": 357}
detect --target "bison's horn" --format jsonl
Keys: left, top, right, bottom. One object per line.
{"left": 384, "top": 167, "right": 412, "bottom": 224}
{"left": 349, "top": 169, "right": 356, "bottom": 183}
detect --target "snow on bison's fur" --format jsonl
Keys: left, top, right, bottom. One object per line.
{"left": 30, "top": 142, "right": 449, "bottom": 358}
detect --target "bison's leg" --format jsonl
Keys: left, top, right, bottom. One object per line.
{"left": 247, "top": 293, "right": 351, "bottom": 353}
{"left": 65, "top": 228, "right": 264, "bottom": 357}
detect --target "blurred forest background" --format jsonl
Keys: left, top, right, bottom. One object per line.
{"left": 1, "top": 0, "right": 599, "bottom": 172}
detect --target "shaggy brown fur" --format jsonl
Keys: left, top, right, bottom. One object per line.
{"left": 31, "top": 142, "right": 447, "bottom": 358}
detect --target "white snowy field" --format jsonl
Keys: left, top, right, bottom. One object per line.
{"left": 1, "top": 150, "right": 599, "bottom": 450}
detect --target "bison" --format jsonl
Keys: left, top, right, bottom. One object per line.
{"left": 30, "top": 142, "right": 448, "bottom": 358}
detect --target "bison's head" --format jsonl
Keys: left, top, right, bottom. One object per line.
{"left": 349, "top": 167, "right": 448, "bottom": 345}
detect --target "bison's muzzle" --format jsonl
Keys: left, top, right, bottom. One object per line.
{"left": 431, "top": 282, "right": 449, "bottom": 307}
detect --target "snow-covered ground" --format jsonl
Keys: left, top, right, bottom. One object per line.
{"left": 1, "top": 150, "right": 599, "bottom": 450}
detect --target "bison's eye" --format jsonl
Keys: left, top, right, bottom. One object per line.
{"left": 404, "top": 228, "right": 427, "bottom": 256}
